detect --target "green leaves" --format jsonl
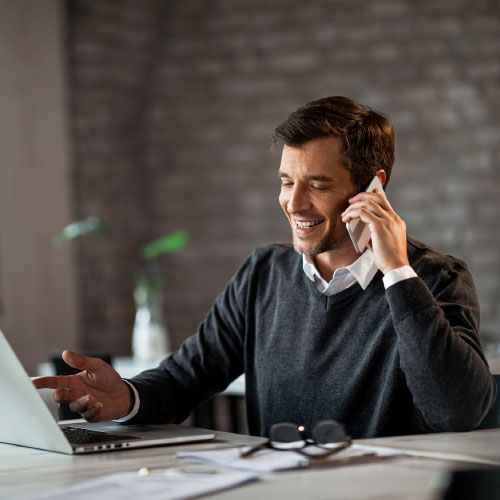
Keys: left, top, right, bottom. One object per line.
{"left": 142, "top": 231, "right": 189, "bottom": 260}
{"left": 55, "top": 218, "right": 189, "bottom": 298}
{"left": 55, "top": 217, "right": 188, "bottom": 260}
{"left": 55, "top": 216, "right": 106, "bottom": 245}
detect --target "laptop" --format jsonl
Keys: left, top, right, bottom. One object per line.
{"left": 0, "top": 329, "right": 216, "bottom": 454}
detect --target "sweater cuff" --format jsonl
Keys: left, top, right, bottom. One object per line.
{"left": 385, "top": 276, "right": 437, "bottom": 325}
{"left": 113, "top": 379, "right": 140, "bottom": 422}
{"left": 125, "top": 376, "right": 173, "bottom": 424}
{"left": 383, "top": 266, "right": 417, "bottom": 289}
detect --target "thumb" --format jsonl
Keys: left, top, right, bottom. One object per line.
{"left": 62, "top": 350, "right": 102, "bottom": 372}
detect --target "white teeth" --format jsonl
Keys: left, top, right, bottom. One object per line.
{"left": 296, "top": 220, "right": 323, "bottom": 228}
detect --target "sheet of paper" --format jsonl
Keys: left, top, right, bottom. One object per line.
{"left": 22, "top": 470, "right": 259, "bottom": 500}
{"left": 179, "top": 446, "right": 309, "bottom": 472}
{"left": 177, "top": 443, "right": 406, "bottom": 473}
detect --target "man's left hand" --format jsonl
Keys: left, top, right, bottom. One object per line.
{"left": 341, "top": 189, "right": 409, "bottom": 275}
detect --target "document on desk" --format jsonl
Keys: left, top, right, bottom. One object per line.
{"left": 22, "top": 470, "right": 259, "bottom": 500}
{"left": 177, "top": 443, "right": 407, "bottom": 473}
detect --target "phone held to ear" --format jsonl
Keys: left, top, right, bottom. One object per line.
{"left": 346, "top": 175, "right": 386, "bottom": 254}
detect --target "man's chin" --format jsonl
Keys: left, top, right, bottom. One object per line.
{"left": 292, "top": 234, "right": 348, "bottom": 257}
{"left": 292, "top": 240, "right": 326, "bottom": 257}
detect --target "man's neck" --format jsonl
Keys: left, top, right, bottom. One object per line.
{"left": 313, "top": 247, "right": 359, "bottom": 282}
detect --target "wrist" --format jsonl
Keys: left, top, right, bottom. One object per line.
{"left": 120, "top": 380, "right": 135, "bottom": 417}
{"left": 381, "top": 260, "right": 410, "bottom": 276}
{"left": 383, "top": 265, "right": 417, "bottom": 289}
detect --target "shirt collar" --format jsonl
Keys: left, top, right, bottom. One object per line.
{"left": 302, "top": 249, "right": 378, "bottom": 291}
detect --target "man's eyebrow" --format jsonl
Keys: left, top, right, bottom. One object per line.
{"left": 307, "top": 175, "right": 333, "bottom": 182}
{"left": 278, "top": 171, "right": 333, "bottom": 182}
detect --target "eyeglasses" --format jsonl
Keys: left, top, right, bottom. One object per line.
{"left": 241, "top": 419, "right": 352, "bottom": 459}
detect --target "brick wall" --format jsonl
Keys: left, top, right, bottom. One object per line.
{"left": 66, "top": 0, "right": 500, "bottom": 356}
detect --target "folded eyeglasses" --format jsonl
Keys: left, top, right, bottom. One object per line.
{"left": 241, "top": 419, "right": 352, "bottom": 459}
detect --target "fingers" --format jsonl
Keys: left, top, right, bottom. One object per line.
{"left": 342, "top": 200, "right": 386, "bottom": 225}
{"left": 62, "top": 350, "right": 103, "bottom": 372}
{"left": 344, "top": 189, "right": 409, "bottom": 274}
{"left": 81, "top": 403, "right": 104, "bottom": 423}
{"left": 68, "top": 394, "right": 94, "bottom": 413}
{"left": 53, "top": 388, "right": 82, "bottom": 403}
{"left": 342, "top": 189, "right": 395, "bottom": 223}
{"left": 69, "top": 395, "right": 104, "bottom": 422}
{"left": 33, "top": 375, "right": 76, "bottom": 391}
{"left": 348, "top": 189, "right": 391, "bottom": 210}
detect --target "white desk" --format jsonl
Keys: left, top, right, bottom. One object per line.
{"left": 1, "top": 428, "right": 499, "bottom": 499}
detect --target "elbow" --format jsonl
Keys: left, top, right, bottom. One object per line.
{"left": 430, "top": 414, "right": 481, "bottom": 433}
{"left": 429, "top": 387, "right": 498, "bottom": 433}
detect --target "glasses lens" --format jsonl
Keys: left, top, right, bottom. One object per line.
{"left": 269, "top": 422, "right": 305, "bottom": 449}
{"left": 312, "top": 420, "right": 347, "bottom": 447}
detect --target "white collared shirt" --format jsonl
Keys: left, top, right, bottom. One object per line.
{"left": 302, "top": 250, "right": 417, "bottom": 295}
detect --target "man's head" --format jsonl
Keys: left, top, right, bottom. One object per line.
{"left": 273, "top": 96, "right": 394, "bottom": 191}
{"left": 275, "top": 97, "right": 394, "bottom": 259}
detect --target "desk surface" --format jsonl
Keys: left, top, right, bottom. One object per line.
{"left": 1, "top": 427, "right": 499, "bottom": 500}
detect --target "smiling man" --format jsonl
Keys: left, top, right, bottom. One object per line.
{"left": 34, "top": 96, "right": 496, "bottom": 439}
{"left": 279, "top": 137, "right": 358, "bottom": 263}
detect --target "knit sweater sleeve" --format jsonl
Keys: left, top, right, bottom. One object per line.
{"left": 123, "top": 252, "right": 252, "bottom": 424}
{"left": 386, "top": 259, "right": 496, "bottom": 432}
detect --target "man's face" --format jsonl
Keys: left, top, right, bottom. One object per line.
{"left": 278, "top": 137, "right": 358, "bottom": 257}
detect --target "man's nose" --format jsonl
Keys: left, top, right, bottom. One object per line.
{"left": 287, "top": 185, "right": 311, "bottom": 213}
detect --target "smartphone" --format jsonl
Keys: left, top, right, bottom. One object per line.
{"left": 346, "top": 175, "right": 386, "bottom": 254}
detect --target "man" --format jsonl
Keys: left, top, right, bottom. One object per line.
{"left": 34, "top": 96, "right": 495, "bottom": 438}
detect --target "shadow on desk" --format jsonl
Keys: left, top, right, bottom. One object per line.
{"left": 443, "top": 468, "right": 500, "bottom": 500}
{"left": 186, "top": 394, "right": 248, "bottom": 435}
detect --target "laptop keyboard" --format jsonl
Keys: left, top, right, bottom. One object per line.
{"left": 62, "top": 426, "right": 140, "bottom": 445}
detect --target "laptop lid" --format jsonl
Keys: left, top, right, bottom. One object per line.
{"left": 0, "top": 329, "right": 215, "bottom": 454}
{"left": 0, "top": 329, "right": 73, "bottom": 454}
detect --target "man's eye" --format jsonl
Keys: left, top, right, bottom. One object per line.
{"left": 312, "top": 185, "right": 328, "bottom": 191}
{"left": 280, "top": 182, "right": 293, "bottom": 188}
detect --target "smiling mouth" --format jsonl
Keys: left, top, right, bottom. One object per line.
{"left": 295, "top": 219, "right": 324, "bottom": 229}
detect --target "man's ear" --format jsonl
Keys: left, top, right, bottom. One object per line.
{"left": 375, "top": 169, "right": 386, "bottom": 187}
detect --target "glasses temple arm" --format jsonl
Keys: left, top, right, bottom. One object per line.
{"left": 239, "top": 441, "right": 269, "bottom": 458}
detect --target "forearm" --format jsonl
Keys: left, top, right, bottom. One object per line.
{"left": 126, "top": 358, "right": 192, "bottom": 424}
{"left": 123, "top": 271, "right": 248, "bottom": 425}
{"left": 386, "top": 277, "right": 495, "bottom": 432}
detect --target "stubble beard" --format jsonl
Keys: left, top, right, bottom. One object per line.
{"left": 292, "top": 228, "right": 351, "bottom": 257}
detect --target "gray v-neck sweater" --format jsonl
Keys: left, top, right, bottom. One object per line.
{"left": 129, "top": 238, "right": 495, "bottom": 438}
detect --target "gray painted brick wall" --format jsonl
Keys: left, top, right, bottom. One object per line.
{"left": 66, "top": 0, "right": 500, "bottom": 356}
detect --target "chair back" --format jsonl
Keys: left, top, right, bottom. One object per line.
{"left": 476, "top": 374, "right": 500, "bottom": 429}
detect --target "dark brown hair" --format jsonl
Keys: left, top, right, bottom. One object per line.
{"left": 273, "top": 96, "right": 394, "bottom": 190}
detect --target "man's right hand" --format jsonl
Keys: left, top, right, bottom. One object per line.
{"left": 32, "top": 350, "right": 134, "bottom": 422}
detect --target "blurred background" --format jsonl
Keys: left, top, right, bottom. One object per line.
{"left": 0, "top": 0, "right": 499, "bottom": 383}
